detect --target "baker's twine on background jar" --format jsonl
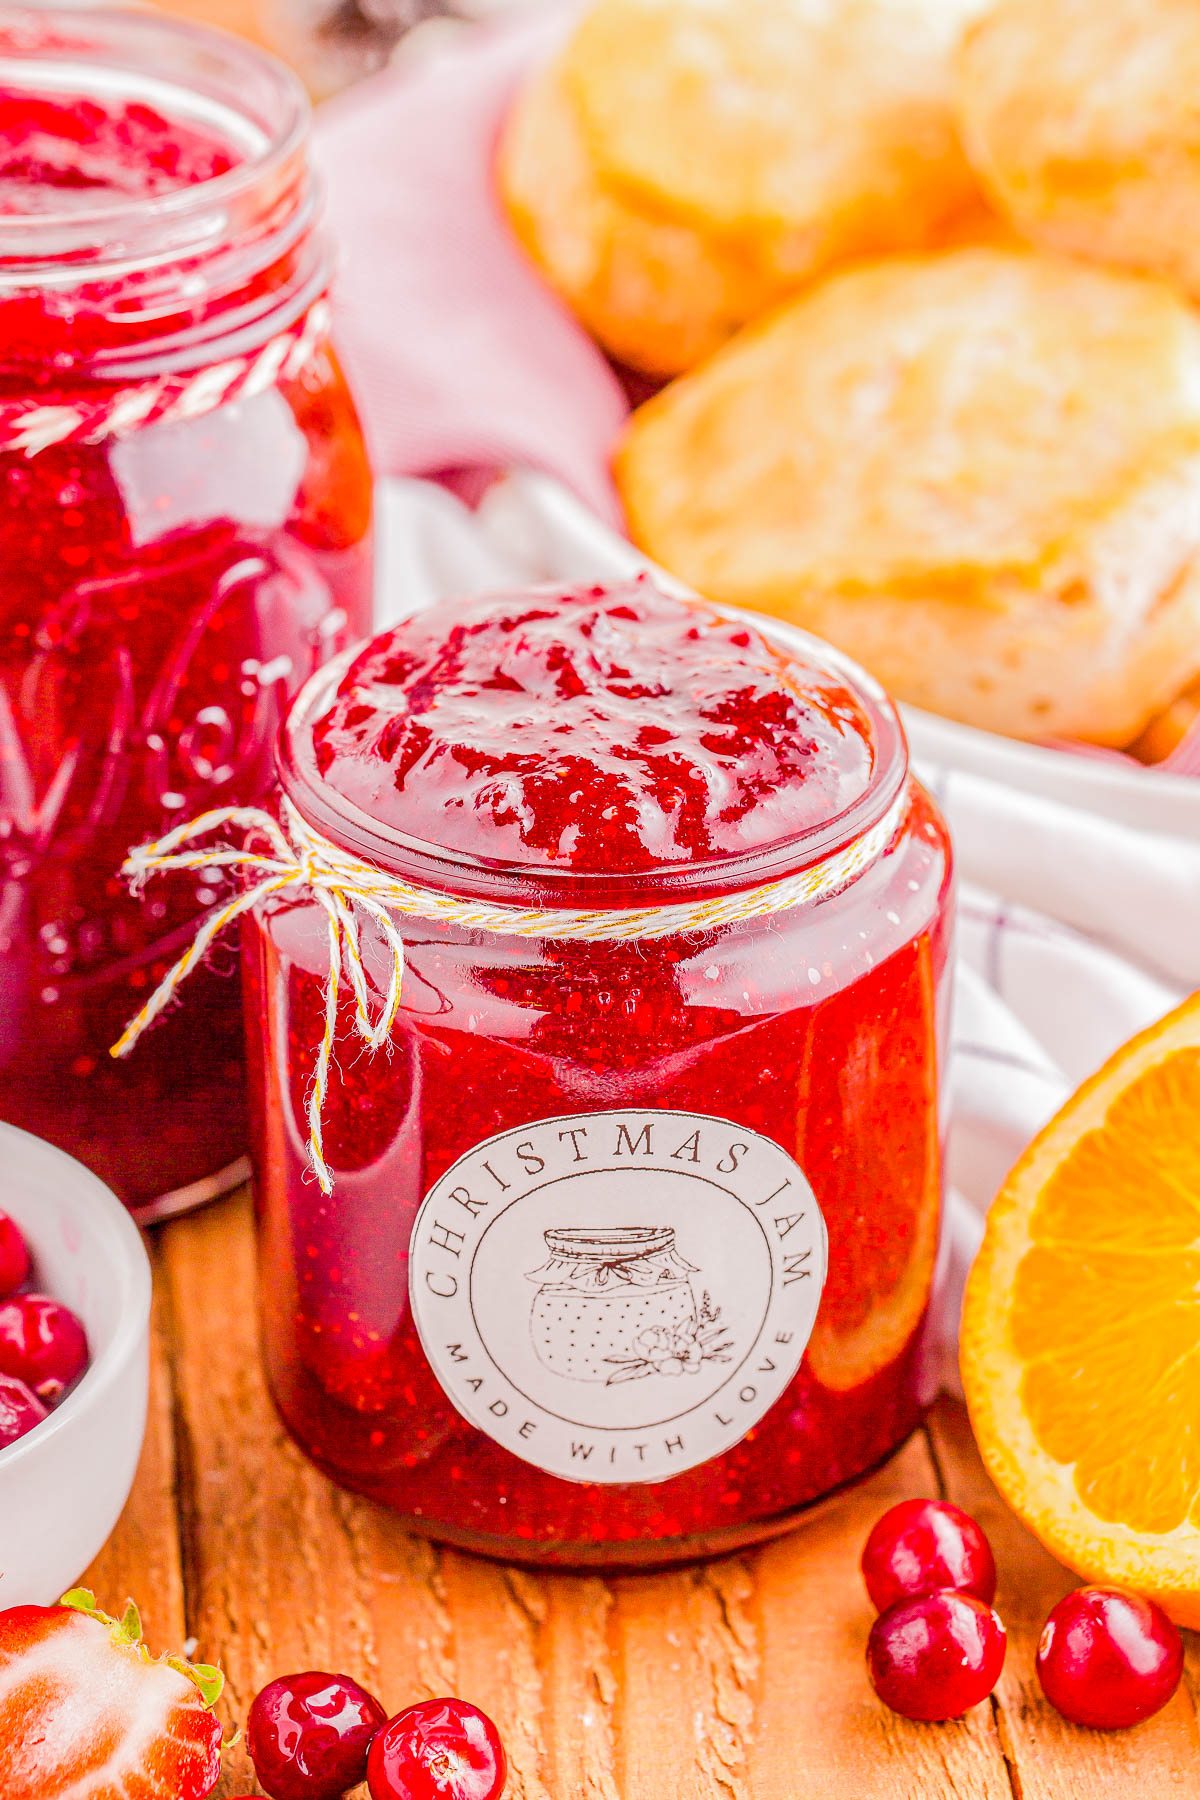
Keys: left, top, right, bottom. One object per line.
{"left": 0, "top": 300, "right": 331, "bottom": 457}
{"left": 111, "top": 787, "right": 909, "bottom": 1193}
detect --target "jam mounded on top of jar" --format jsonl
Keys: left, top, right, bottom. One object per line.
{"left": 250, "top": 580, "right": 952, "bottom": 1566}
{"left": 312, "top": 580, "right": 875, "bottom": 873}
{"left": 0, "top": 14, "right": 372, "bottom": 1213}
{"left": 0, "top": 85, "right": 242, "bottom": 211}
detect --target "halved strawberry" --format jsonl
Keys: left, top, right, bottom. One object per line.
{"left": 0, "top": 1588, "right": 225, "bottom": 1800}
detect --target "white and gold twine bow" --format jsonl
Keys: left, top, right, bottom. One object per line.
{"left": 113, "top": 786, "right": 909, "bottom": 1192}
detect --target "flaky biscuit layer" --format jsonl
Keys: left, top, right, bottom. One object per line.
{"left": 566, "top": 0, "right": 984, "bottom": 242}
{"left": 500, "top": 0, "right": 988, "bottom": 375}
{"left": 957, "top": 0, "right": 1200, "bottom": 297}
{"left": 617, "top": 249, "right": 1200, "bottom": 745}
{"left": 498, "top": 59, "right": 775, "bottom": 376}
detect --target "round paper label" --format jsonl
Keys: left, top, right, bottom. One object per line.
{"left": 408, "top": 1109, "right": 828, "bottom": 1484}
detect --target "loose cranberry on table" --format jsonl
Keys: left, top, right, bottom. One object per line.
{"left": 0, "top": 1212, "right": 30, "bottom": 1298}
{"left": 867, "top": 1591, "right": 1007, "bottom": 1721}
{"left": 248, "top": 1670, "right": 388, "bottom": 1800}
{"left": 367, "top": 1698, "right": 507, "bottom": 1800}
{"left": 0, "top": 1291, "right": 88, "bottom": 1403}
{"left": 1036, "top": 1587, "right": 1183, "bottom": 1729}
{"left": 0, "top": 1371, "right": 48, "bottom": 1449}
{"left": 862, "top": 1499, "right": 997, "bottom": 1611}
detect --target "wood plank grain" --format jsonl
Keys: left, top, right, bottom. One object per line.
{"left": 527, "top": 1572, "right": 620, "bottom": 1800}
{"left": 158, "top": 1190, "right": 634, "bottom": 1799}
{"left": 156, "top": 1192, "right": 1024, "bottom": 1799}
{"left": 610, "top": 1556, "right": 761, "bottom": 1800}
{"left": 159, "top": 1190, "right": 387, "bottom": 1793}
{"left": 155, "top": 1192, "right": 1013, "bottom": 1799}
{"left": 929, "top": 1398, "right": 1200, "bottom": 1798}
{"left": 81, "top": 1239, "right": 187, "bottom": 1655}
{"left": 336, "top": 1489, "right": 621, "bottom": 1800}
{"left": 748, "top": 1430, "right": 1014, "bottom": 1800}
{"left": 435, "top": 1556, "right": 552, "bottom": 1800}
{"left": 144, "top": 1189, "right": 1200, "bottom": 1798}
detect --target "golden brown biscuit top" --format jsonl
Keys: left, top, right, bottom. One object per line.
{"left": 616, "top": 250, "right": 1200, "bottom": 607}
{"left": 562, "top": 0, "right": 986, "bottom": 238}
{"left": 957, "top": 0, "right": 1200, "bottom": 222}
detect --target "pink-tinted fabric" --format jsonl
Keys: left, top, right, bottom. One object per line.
{"left": 1039, "top": 733, "right": 1200, "bottom": 777}
{"left": 313, "top": 9, "right": 628, "bottom": 526}
{"left": 314, "top": 14, "right": 1200, "bottom": 776}
{"left": 1045, "top": 728, "right": 1200, "bottom": 776}
{"left": 1163, "top": 717, "right": 1200, "bottom": 775}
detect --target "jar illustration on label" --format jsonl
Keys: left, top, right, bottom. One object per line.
{"left": 525, "top": 1226, "right": 733, "bottom": 1385}
{"left": 245, "top": 579, "right": 951, "bottom": 1540}
{"left": 404, "top": 1108, "right": 832, "bottom": 1486}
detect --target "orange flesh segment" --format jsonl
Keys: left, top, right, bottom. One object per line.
{"left": 1012, "top": 1046, "right": 1200, "bottom": 1535}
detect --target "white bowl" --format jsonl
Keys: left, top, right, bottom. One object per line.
{"left": 903, "top": 705, "right": 1200, "bottom": 840}
{"left": 0, "top": 1123, "right": 151, "bottom": 1608}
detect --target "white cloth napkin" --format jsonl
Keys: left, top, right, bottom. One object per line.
{"left": 373, "top": 469, "right": 1200, "bottom": 1387}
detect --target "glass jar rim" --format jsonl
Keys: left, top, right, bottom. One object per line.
{"left": 0, "top": 6, "right": 309, "bottom": 273}
{"left": 277, "top": 598, "right": 911, "bottom": 910}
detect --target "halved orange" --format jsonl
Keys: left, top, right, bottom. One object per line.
{"left": 962, "top": 991, "right": 1200, "bottom": 1625}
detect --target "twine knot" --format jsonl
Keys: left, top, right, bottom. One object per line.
{"left": 113, "top": 785, "right": 909, "bottom": 1193}
{"left": 113, "top": 798, "right": 406, "bottom": 1194}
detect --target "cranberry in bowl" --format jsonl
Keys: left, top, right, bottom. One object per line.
{"left": 0, "top": 1121, "right": 151, "bottom": 1607}
{"left": 244, "top": 577, "right": 954, "bottom": 1567}
{"left": 0, "top": 8, "right": 373, "bottom": 1220}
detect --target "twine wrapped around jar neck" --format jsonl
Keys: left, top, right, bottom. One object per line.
{"left": 111, "top": 784, "right": 910, "bottom": 1193}
{"left": 0, "top": 301, "right": 330, "bottom": 457}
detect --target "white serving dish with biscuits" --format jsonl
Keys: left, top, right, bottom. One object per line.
{"left": 903, "top": 706, "right": 1200, "bottom": 840}
{"left": 498, "top": 0, "right": 1200, "bottom": 787}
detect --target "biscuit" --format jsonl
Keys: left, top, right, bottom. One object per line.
{"left": 956, "top": 0, "right": 1200, "bottom": 298}
{"left": 929, "top": 191, "right": 1024, "bottom": 251}
{"left": 498, "top": 59, "right": 775, "bottom": 377}
{"left": 500, "top": 0, "right": 987, "bottom": 376}
{"left": 1129, "top": 678, "right": 1200, "bottom": 765}
{"left": 616, "top": 249, "right": 1200, "bottom": 746}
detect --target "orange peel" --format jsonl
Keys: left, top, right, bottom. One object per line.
{"left": 962, "top": 992, "right": 1200, "bottom": 1626}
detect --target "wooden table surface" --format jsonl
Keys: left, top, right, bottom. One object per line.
{"left": 94, "top": 12, "right": 1200, "bottom": 1791}
{"left": 84, "top": 1186, "right": 1200, "bottom": 1800}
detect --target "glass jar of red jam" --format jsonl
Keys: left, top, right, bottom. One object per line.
{"left": 0, "top": 8, "right": 372, "bottom": 1218}
{"left": 246, "top": 578, "right": 953, "bottom": 1567}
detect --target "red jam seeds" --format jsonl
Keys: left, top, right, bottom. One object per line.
{"left": 0, "top": 17, "right": 371, "bottom": 1211}
{"left": 246, "top": 581, "right": 953, "bottom": 1565}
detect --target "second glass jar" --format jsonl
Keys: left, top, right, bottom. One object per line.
{"left": 0, "top": 8, "right": 372, "bottom": 1216}
{"left": 245, "top": 581, "right": 953, "bottom": 1568}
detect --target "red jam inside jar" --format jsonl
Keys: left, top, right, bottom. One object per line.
{"left": 0, "top": 10, "right": 372, "bottom": 1216}
{"left": 248, "top": 578, "right": 953, "bottom": 1566}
